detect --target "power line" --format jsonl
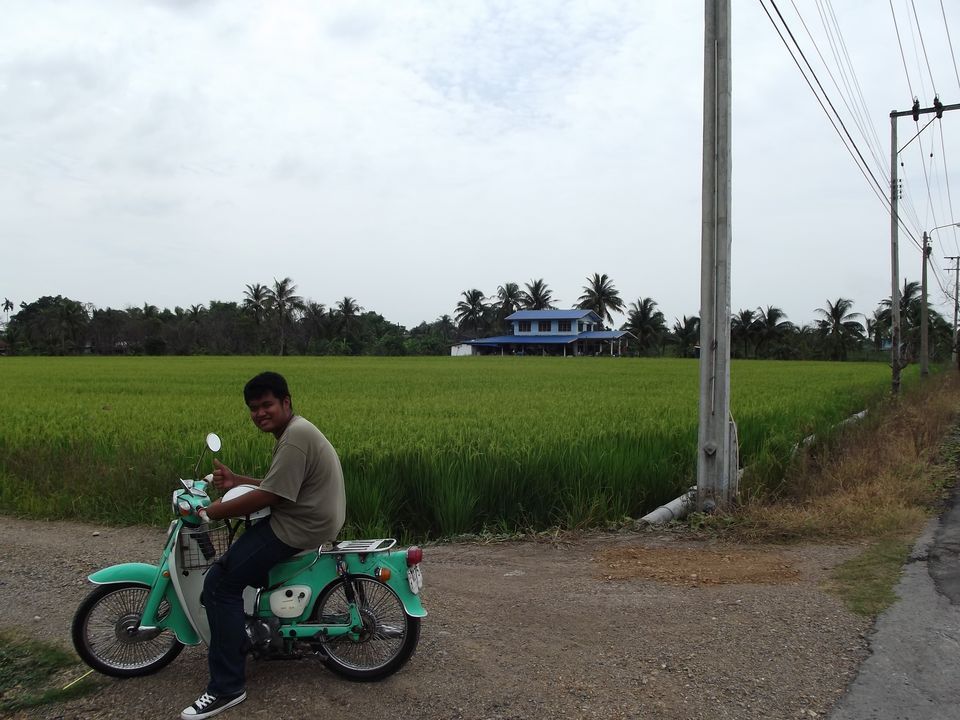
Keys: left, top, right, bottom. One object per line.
{"left": 890, "top": 0, "right": 915, "bottom": 100}
{"left": 941, "top": 0, "right": 960, "bottom": 92}
{"left": 814, "top": 0, "right": 887, "bottom": 175}
{"left": 911, "top": 0, "right": 938, "bottom": 97}
{"left": 761, "top": 0, "right": 891, "bottom": 207}
{"left": 936, "top": 120, "right": 960, "bottom": 253}
{"left": 905, "top": 0, "right": 930, "bottom": 103}
{"left": 823, "top": 0, "right": 888, "bottom": 173}
{"left": 790, "top": 0, "right": 887, "bottom": 180}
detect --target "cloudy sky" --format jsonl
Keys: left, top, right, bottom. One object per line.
{"left": 2, "top": 0, "right": 960, "bottom": 329}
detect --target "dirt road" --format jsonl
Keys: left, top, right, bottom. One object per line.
{"left": 0, "top": 517, "right": 870, "bottom": 719}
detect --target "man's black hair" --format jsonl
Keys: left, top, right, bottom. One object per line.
{"left": 243, "top": 371, "right": 291, "bottom": 404}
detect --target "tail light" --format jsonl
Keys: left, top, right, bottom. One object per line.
{"left": 406, "top": 546, "right": 423, "bottom": 567}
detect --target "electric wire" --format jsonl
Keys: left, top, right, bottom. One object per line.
{"left": 911, "top": 0, "right": 938, "bottom": 97}
{"left": 793, "top": 0, "right": 886, "bottom": 182}
{"left": 890, "top": 0, "right": 916, "bottom": 100}
{"left": 905, "top": 0, "right": 930, "bottom": 103}
{"left": 941, "top": 0, "right": 960, "bottom": 92}
{"left": 937, "top": 121, "right": 960, "bottom": 253}
{"left": 763, "top": 0, "right": 890, "bottom": 208}
{"left": 937, "top": 120, "right": 960, "bottom": 255}
{"left": 760, "top": 0, "right": 926, "bottom": 256}
{"left": 823, "top": 0, "right": 888, "bottom": 174}
{"left": 761, "top": 1, "right": 939, "bottom": 298}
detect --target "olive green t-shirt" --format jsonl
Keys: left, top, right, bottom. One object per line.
{"left": 259, "top": 415, "right": 346, "bottom": 549}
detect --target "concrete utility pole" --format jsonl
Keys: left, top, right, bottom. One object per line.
{"left": 947, "top": 255, "right": 960, "bottom": 369}
{"left": 921, "top": 232, "right": 930, "bottom": 377}
{"left": 889, "top": 112, "right": 904, "bottom": 392}
{"left": 697, "top": 0, "right": 737, "bottom": 512}
{"left": 890, "top": 98, "right": 960, "bottom": 392}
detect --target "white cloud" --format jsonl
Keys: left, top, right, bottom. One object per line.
{"left": 1, "top": 0, "right": 959, "bottom": 327}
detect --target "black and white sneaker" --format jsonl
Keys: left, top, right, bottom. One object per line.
{"left": 180, "top": 690, "right": 247, "bottom": 719}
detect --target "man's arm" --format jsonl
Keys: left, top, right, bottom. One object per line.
{"left": 204, "top": 488, "right": 279, "bottom": 521}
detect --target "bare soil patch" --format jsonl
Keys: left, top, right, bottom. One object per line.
{"left": 598, "top": 546, "right": 802, "bottom": 586}
{"left": 0, "top": 517, "right": 871, "bottom": 720}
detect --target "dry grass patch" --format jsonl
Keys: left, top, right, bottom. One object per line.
{"left": 726, "top": 371, "right": 960, "bottom": 543}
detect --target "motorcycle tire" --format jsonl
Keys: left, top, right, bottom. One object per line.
{"left": 72, "top": 582, "right": 184, "bottom": 678}
{"left": 313, "top": 575, "right": 421, "bottom": 681}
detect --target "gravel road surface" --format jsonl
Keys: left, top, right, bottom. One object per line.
{"left": 0, "top": 517, "right": 871, "bottom": 720}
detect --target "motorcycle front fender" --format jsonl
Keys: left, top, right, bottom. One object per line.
{"left": 89, "top": 562, "right": 159, "bottom": 586}
{"left": 87, "top": 562, "right": 202, "bottom": 646}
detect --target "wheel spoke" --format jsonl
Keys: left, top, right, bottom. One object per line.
{"left": 316, "top": 577, "right": 408, "bottom": 672}
{"left": 80, "top": 586, "right": 179, "bottom": 671}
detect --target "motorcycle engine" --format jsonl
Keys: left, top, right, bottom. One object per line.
{"left": 245, "top": 616, "right": 280, "bottom": 656}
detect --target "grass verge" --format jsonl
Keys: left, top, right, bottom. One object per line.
{"left": 0, "top": 630, "right": 100, "bottom": 713}
{"left": 824, "top": 538, "right": 914, "bottom": 616}
{"left": 715, "top": 369, "right": 960, "bottom": 542}
{"left": 694, "top": 369, "right": 960, "bottom": 616}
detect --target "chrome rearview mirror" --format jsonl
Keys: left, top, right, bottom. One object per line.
{"left": 193, "top": 432, "right": 222, "bottom": 479}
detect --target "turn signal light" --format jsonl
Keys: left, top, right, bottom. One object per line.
{"left": 375, "top": 567, "right": 392, "bottom": 582}
{"left": 406, "top": 546, "right": 423, "bottom": 567}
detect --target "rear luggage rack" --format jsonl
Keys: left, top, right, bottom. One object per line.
{"left": 324, "top": 539, "right": 397, "bottom": 554}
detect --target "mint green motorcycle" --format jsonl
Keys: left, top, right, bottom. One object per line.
{"left": 71, "top": 433, "right": 426, "bottom": 681}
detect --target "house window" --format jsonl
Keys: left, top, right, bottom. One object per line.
{"left": 558, "top": 320, "right": 571, "bottom": 332}
{"left": 518, "top": 320, "right": 531, "bottom": 332}
{"left": 538, "top": 320, "right": 552, "bottom": 332}
{"left": 578, "top": 322, "right": 584, "bottom": 332}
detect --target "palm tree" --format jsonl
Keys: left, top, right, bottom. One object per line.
{"left": 576, "top": 273, "right": 625, "bottom": 326}
{"left": 495, "top": 282, "right": 524, "bottom": 332}
{"left": 302, "top": 302, "right": 327, "bottom": 351}
{"left": 865, "top": 308, "right": 887, "bottom": 353}
{"left": 2, "top": 297, "right": 12, "bottom": 324}
{"left": 243, "top": 283, "right": 270, "bottom": 323}
{"left": 621, "top": 298, "right": 666, "bottom": 354}
{"left": 730, "top": 309, "right": 756, "bottom": 358}
{"left": 266, "top": 277, "right": 305, "bottom": 356}
{"left": 334, "top": 297, "right": 364, "bottom": 349}
{"left": 455, "top": 289, "right": 488, "bottom": 338}
{"left": 815, "top": 298, "right": 864, "bottom": 361}
{"left": 671, "top": 315, "right": 700, "bottom": 357}
{"left": 522, "top": 279, "right": 556, "bottom": 310}
{"left": 878, "top": 280, "right": 923, "bottom": 360}
{"left": 753, "top": 306, "right": 793, "bottom": 358}
{"left": 187, "top": 304, "right": 206, "bottom": 323}
{"left": 243, "top": 283, "right": 270, "bottom": 352}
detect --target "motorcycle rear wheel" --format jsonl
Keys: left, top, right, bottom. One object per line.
{"left": 72, "top": 582, "right": 184, "bottom": 678}
{"left": 313, "top": 576, "right": 420, "bottom": 681}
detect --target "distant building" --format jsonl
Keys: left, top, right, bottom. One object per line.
{"left": 451, "top": 309, "right": 634, "bottom": 356}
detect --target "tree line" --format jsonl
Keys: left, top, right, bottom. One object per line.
{"left": 1, "top": 273, "right": 954, "bottom": 361}
{"left": 453, "top": 274, "right": 954, "bottom": 362}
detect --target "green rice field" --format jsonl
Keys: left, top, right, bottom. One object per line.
{"left": 0, "top": 357, "right": 915, "bottom": 539}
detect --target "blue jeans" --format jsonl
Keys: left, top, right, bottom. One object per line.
{"left": 202, "top": 519, "right": 300, "bottom": 697}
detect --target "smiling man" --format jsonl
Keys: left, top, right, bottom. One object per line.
{"left": 181, "top": 371, "right": 346, "bottom": 720}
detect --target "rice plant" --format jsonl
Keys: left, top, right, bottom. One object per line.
{"left": 0, "top": 356, "right": 912, "bottom": 537}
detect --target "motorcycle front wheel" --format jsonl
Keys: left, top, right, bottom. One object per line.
{"left": 72, "top": 582, "right": 184, "bottom": 678}
{"left": 313, "top": 576, "right": 421, "bottom": 681}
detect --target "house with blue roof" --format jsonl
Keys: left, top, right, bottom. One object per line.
{"left": 451, "top": 309, "right": 635, "bottom": 356}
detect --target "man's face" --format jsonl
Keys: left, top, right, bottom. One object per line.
{"left": 246, "top": 391, "right": 292, "bottom": 435}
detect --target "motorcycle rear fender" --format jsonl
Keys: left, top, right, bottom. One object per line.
{"left": 344, "top": 550, "right": 427, "bottom": 618}
{"left": 88, "top": 562, "right": 201, "bottom": 646}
